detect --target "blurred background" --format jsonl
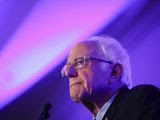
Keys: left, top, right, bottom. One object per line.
{"left": 0, "top": 0, "right": 160, "bottom": 120}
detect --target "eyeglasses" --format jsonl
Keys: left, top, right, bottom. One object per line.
{"left": 61, "top": 56, "right": 112, "bottom": 78}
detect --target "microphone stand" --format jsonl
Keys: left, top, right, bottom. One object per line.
{"left": 38, "top": 103, "right": 52, "bottom": 120}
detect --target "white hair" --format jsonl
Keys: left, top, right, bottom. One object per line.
{"left": 86, "top": 35, "right": 132, "bottom": 88}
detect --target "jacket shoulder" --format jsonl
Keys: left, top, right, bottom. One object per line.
{"left": 127, "top": 84, "right": 160, "bottom": 103}
{"left": 130, "top": 84, "right": 160, "bottom": 93}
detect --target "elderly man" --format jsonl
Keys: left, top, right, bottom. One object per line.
{"left": 61, "top": 36, "right": 160, "bottom": 120}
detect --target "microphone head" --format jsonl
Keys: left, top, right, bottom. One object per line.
{"left": 43, "top": 102, "right": 52, "bottom": 112}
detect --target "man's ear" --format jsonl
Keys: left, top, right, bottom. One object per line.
{"left": 109, "top": 63, "right": 124, "bottom": 84}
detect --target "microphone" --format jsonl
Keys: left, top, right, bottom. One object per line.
{"left": 38, "top": 102, "right": 52, "bottom": 120}
{"left": 44, "top": 103, "right": 52, "bottom": 112}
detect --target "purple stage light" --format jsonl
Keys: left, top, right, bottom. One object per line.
{"left": 0, "top": 0, "right": 133, "bottom": 109}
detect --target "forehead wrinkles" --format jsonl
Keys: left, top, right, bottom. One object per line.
{"left": 68, "top": 42, "right": 99, "bottom": 63}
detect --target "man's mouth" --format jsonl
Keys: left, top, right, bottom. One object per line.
{"left": 70, "top": 81, "right": 82, "bottom": 88}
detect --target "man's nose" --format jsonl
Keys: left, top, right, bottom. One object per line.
{"left": 65, "top": 66, "right": 78, "bottom": 78}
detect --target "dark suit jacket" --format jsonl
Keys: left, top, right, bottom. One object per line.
{"left": 102, "top": 85, "right": 160, "bottom": 120}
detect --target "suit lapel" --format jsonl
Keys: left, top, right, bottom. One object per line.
{"left": 102, "top": 86, "right": 129, "bottom": 120}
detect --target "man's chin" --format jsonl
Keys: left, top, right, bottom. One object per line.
{"left": 70, "top": 88, "right": 89, "bottom": 103}
{"left": 70, "top": 95, "right": 82, "bottom": 102}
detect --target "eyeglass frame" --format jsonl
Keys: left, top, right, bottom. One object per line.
{"left": 61, "top": 56, "right": 113, "bottom": 78}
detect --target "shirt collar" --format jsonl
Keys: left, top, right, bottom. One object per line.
{"left": 93, "top": 92, "right": 118, "bottom": 120}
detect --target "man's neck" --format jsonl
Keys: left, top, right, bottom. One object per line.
{"left": 81, "top": 91, "right": 114, "bottom": 116}
{"left": 81, "top": 84, "right": 123, "bottom": 117}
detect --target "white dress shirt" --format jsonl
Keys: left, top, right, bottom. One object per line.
{"left": 93, "top": 93, "right": 117, "bottom": 120}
